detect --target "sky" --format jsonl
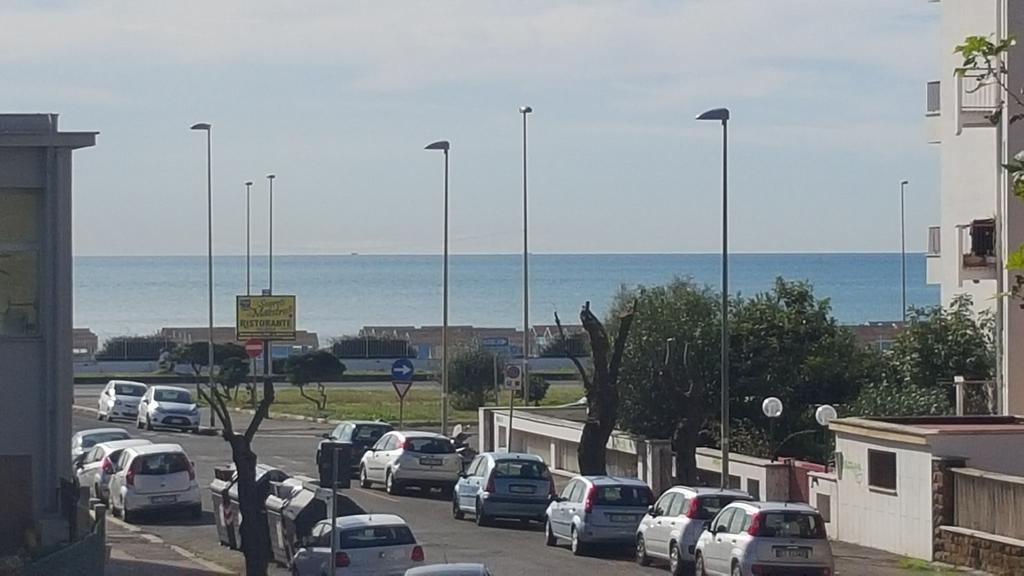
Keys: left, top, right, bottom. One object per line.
{"left": 1, "top": 0, "right": 941, "bottom": 256}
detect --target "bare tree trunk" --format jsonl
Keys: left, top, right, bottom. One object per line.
{"left": 317, "top": 382, "right": 327, "bottom": 411}
{"left": 298, "top": 384, "right": 319, "bottom": 409}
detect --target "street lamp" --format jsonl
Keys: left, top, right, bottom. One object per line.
{"left": 191, "top": 122, "right": 215, "bottom": 427}
{"left": 761, "top": 397, "right": 783, "bottom": 461}
{"left": 267, "top": 174, "right": 276, "bottom": 294}
{"left": 696, "top": 106, "right": 730, "bottom": 489}
{"left": 515, "top": 105, "right": 533, "bottom": 451}
{"left": 900, "top": 180, "right": 909, "bottom": 322}
{"left": 245, "top": 181, "right": 253, "bottom": 295}
{"left": 425, "top": 140, "right": 450, "bottom": 435}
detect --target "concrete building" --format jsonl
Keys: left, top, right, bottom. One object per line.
{"left": 0, "top": 114, "right": 95, "bottom": 551}
{"left": 360, "top": 325, "right": 527, "bottom": 359}
{"left": 925, "top": 0, "right": 1024, "bottom": 414}
{"left": 158, "top": 325, "right": 319, "bottom": 356}
{"left": 71, "top": 328, "right": 98, "bottom": 361}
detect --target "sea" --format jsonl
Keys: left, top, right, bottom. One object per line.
{"left": 74, "top": 253, "right": 938, "bottom": 344}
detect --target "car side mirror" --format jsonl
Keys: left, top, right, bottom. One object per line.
{"left": 321, "top": 433, "right": 330, "bottom": 439}
{"left": 458, "top": 471, "right": 467, "bottom": 478}
{"left": 647, "top": 505, "right": 658, "bottom": 517}
{"left": 714, "top": 524, "right": 728, "bottom": 534}
{"left": 702, "top": 521, "right": 712, "bottom": 532}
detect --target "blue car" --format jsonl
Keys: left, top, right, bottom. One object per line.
{"left": 452, "top": 452, "right": 555, "bottom": 526}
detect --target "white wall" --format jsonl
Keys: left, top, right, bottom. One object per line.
{"left": 808, "top": 472, "right": 839, "bottom": 540}
{"left": 835, "top": 434, "right": 935, "bottom": 560}
{"left": 931, "top": 432, "right": 1024, "bottom": 475}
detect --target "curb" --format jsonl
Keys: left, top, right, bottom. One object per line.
{"left": 72, "top": 404, "right": 220, "bottom": 435}
{"left": 107, "top": 516, "right": 234, "bottom": 574}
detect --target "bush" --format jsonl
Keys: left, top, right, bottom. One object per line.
{"left": 449, "top": 348, "right": 499, "bottom": 410}
{"left": 517, "top": 374, "right": 550, "bottom": 405}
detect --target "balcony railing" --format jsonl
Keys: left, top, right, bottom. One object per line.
{"left": 927, "top": 81, "right": 941, "bottom": 115}
{"left": 954, "top": 71, "right": 1001, "bottom": 134}
{"left": 928, "top": 225, "right": 941, "bottom": 256}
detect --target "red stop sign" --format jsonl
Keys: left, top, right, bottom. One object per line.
{"left": 244, "top": 339, "right": 264, "bottom": 358}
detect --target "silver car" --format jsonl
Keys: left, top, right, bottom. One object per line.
{"left": 694, "top": 501, "right": 834, "bottom": 576}
{"left": 359, "top": 431, "right": 462, "bottom": 496}
{"left": 545, "top": 475, "right": 654, "bottom": 556}
{"left": 71, "top": 428, "right": 131, "bottom": 465}
{"left": 405, "top": 564, "right": 492, "bottom": 576}
{"left": 453, "top": 452, "right": 554, "bottom": 526}
{"left": 97, "top": 380, "right": 148, "bottom": 422}
{"left": 74, "top": 438, "right": 152, "bottom": 501}
{"left": 137, "top": 385, "right": 200, "bottom": 432}
{"left": 636, "top": 487, "right": 753, "bottom": 574}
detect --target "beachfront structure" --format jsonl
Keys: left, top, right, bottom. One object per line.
{"left": 72, "top": 328, "right": 99, "bottom": 361}
{"left": 0, "top": 114, "right": 96, "bottom": 552}
{"left": 158, "top": 325, "right": 319, "bottom": 356}
{"left": 925, "top": 0, "right": 1024, "bottom": 415}
{"left": 360, "top": 325, "right": 526, "bottom": 359}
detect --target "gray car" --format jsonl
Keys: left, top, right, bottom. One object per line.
{"left": 545, "top": 475, "right": 654, "bottom": 556}
{"left": 405, "top": 564, "right": 492, "bottom": 576}
{"left": 453, "top": 452, "right": 554, "bottom": 526}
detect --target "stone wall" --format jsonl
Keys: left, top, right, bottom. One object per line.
{"left": 931, "top": 456, "right": 965, "bottom": 547}
{"left": 935, "top": 527, "right": 1024, "bottom": 576}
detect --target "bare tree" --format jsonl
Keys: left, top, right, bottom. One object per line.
{"left": 556, "top": 300, "right": 636, "bottom": 475}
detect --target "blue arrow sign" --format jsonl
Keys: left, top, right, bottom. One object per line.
{"left": 391, "top": 358, "right": 415, "bottom": 382}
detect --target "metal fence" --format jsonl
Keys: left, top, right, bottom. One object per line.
{"left": 953, "top": 467, "right": 1024, "bottom": 540}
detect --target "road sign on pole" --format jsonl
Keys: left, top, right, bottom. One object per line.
{"left": 244, "top": 339, "right": 263, "bottom": 359}
{"left": 392, "top": 381, "right": 413, "bottom": 399}
{"left": 503, "top": 364, "right": 522, "bottom": 390}
{"left": 391, "top": 359, "right": 415, "bottom": 429}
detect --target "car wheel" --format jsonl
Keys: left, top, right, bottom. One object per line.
{"left": 570, "top": 526, "right": 586, "bottom": 556}
{"left": 475, "top": 500, "right": 490, "bottom": 527}
{"left": 452, "top": 495, "right": 464, "bottom": 520}
{"left": 670, "top": 541, "right": 686, "bottom": 575}
{"left": 731, "top": 561, "right": 743, "bottom": 576}
{"left": 636, "top": 534, "right": 651, "bottom": 566}
{"left": 191, "top": 504, "right": 202, "bottom": 519}
{"left": 136, "top": 418, "right": 144, "bottom": 429}
{"left": 359, "top": 466, "right": 372, "bottom": 489}
{"left": 190, "top": 427, "right": 200, "bottom": 434}
{"left": 545, "top": 521, "right": 557, "bottom": 546}
{"left": 440, "top": 484, "right": 454, "bottom": 500}
{"left": 695, "top": 553, "right": 707, "bottom": 576}
{"left": 385, "top": 471, "right": 402, "bottom": 495}
{"left": 122, "top": 507, "right": 135, "bottom": 524}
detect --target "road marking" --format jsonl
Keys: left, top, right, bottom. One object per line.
{"left": 353, "top": 487, "right": 401, "bottom": 503}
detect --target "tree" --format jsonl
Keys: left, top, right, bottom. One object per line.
{"left": 556, "top": 299, "right": 636, "bottom": 475}
{"left": 519, "top": 374, "right": 550, "bottom": 406}
{"left": 539, "top": 332, "right": 590, "bottom": 357}
{"left": 449, "top": 347, "right": 499, "bottom": 410}
{"left": 285, "top": 350, "right": 347, "bottom": 412}
{"left": 218, "top": 357, "right": 250, "bottom": 399}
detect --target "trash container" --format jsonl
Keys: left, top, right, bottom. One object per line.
{"left": 209, "top": 466, "right": 238, "bottom": 549}
{"left": 265, "top": 477, "right": 306, "bottom": 567}
{"left": 225, "top": 464, "right": 290, "bottom": 547}
{"left": 317, "top": 442, "right": 353, "bottom": 489}
{"left": 264, "top": 476, "right": 368, "bottom": 567}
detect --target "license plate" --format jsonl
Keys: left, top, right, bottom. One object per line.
{"left": 610, "top": 514, "right": 636, "bottom": 522}
{"left": 151, "top": 495, "right": 177, "bottom": 504}
{"left": 509, "top": 485, "right": 536, "bottom": 494}
{"left": 419, "top": 458, "right": 442, "bottom": 466}
{"left": 774, "top": 547, "right": 810, "bottom": 559}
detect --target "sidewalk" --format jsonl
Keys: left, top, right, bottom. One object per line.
{"left": 106, "top": 520, "right": 234, "bottom": 576}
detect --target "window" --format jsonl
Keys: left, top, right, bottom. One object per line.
{"left": 339, "top": 525, "right": 415, "bottom": 549}
{"left": 747, "top": 478, "right": 761, "bottom": 500}
{"left": 310, "top": 523, "right": 332, "bottom": 547}
{"left": 491, "top": 459, "right": 550, "bottom": 480}
{"left": 757, "top": 512, "right": 827, "bottom": 539}
{"left": 728, "top": 510, "right": 748, "bottom": 534}
{"left": 653, "top": 493, "right": 676, "bottom": 516}
{"left": 868, "top": 449, "right": 897, "bottom": 492}
{"left": 404, "top": 437, "right": 455, "bottom": 454}
{"left": 135, "top": 453, "right": 190, "bottom": 475}
{"left": 713, "top": 509, "right": 736, "bottom": 533}
{"left": 816, "top": 493, "right": 832, "bottom": 523}
{"left": 154, "top": 389, "right": 192, "bottom": 403}
{"left": 666, "top": 495, "right": 686, "bottom": 517}
{"left": 0, "top": 190, "right": 41, "bottom": 337}
{"left": 561, "top": 481, "right": 579, "bottom": 502}
{"left": 351, "top": 424, "right": 390, "bottom": 445}
{"left": 593, "top": 485, "right": 653, "bottom": 507}
{"left": 114, "top": 383, "right": 146, "bottom": 396}
{"left": 371, "top": 435, "right": 390, "bottom": 451}
{"left": 82, "top": 431, "right": 130, "bottom": 448}
{"left": 692, "top": 494, "right": 751, "bottom": 521}
{"left": 466, "top": 457, "right": 486, "bottom": 478}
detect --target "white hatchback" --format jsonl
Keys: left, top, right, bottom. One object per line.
{"left": 359, "top": 431, "right": 462, "bottom": 496}
{"left": 137, "top": 385, "right": 200, "bottom": 432}
{"left": 74, "top": 438, "right": 152, "bottom": 502}
{"left": 108, "top": 443, "right": 202, "bottom": 523}
{"left": 97, "top": 380, "right": 148, "bottom": 422}
{"left": 291, "top": 514, "right": 425, "bottom": 576}
{"left": 694, "top": 501, "right": 834, "bottom": 576}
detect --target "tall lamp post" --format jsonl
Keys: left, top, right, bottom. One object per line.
{"left": 696, "top": 107, "right": 730, "bottom": 489}
{"left": 900, "top": 179, "right": 909, "bottom": 322}
{"left": 245, "top": 181, "right": 253, "bottom": 295}
{"left": 191, "top": 122, "right": 215, "bottom": 427}
{"left": 265, "top": 173, "right": 276, "bottom": 383}
{"left": 514, "top": 105, "right": 533, "bottom": 451}
{"left": 425, "top": 140, "right": 450, "bottom": 435}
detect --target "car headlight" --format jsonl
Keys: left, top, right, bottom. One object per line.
{"left": 189, "top": 407, "right": 199, "bottom": 415}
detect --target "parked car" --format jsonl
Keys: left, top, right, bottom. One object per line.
{"left": 108, "top": 443, "right": 201, "bottom": 522}
{"left": 636, "top": 486, "right": 754, "bottom": 574}
{"left": 291, "top": 514, "right": 425, "bottom": 576}
{"left": 97, "top": 380, "right": 148, "bottom": 422}
{"left": 545, "top": 475, "right": 654, "bottom": 556}
{"left": 359, "top": 431, "right": 462, "bottom": 496}
{"left": 453, "top": 452, "right": 554, "bottom": 526}
{"left": 318, "top": 420, "right": 394, "bottom": 476}
{"left": 694, "top": 501, "right": 834, "bottom": 576}
{"left": 136, "top": 385, "right": 200, "bottom": 432}
{"left": 74, "top": 438, "right": 152, "bottom": 501}
{"left": 405, "top": 564, "right": 492, "bottom": 576}
{"left": 71, "top": 428, "right": 132, "bottom": 464}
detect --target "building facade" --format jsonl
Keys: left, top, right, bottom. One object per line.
{"left": 926, "top": 0, "right": 1024, "bottom": 414}
{"left": 0, "top": 114, "right": 95, "bottom": 551}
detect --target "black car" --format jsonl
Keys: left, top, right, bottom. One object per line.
{"left": 317, "top": 420, "right": 394, "bottom": 476}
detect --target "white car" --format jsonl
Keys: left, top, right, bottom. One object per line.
{"left": 359, "top": 431, "right": 462, "bottom": 496}
{"left": 97, "top": 380, "right": 148, "bottom": 422}
{"left": 636, "top": 486, "right": 753, "bottom": 574}
{"left": 137, "top": 385, "right": 200, "bottom": 432}
{"left": 71, "top": 428, "right": 132, "bottom": 464}
{"left": 694, "top": 501, "right": 834, "bottom": 576}
{"left": 74, "top": 438, "right": 152, "bottom": 502}
{"left": 108, "top": 443, "right": 202, "bottom": 523}
{"left": 291, "top": 514, "right": 425, "bottom": 576}
{"left": 405, "top": 564, "right": 491, "bottom": 576}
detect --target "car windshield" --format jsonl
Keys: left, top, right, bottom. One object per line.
{"left": 757, "top": 512, "right": 827, "bottom": 539}
{"left": 339, "top": 525, "right": 415, "bottom": 549}
{"left": 352, "top": 425, "right": 390, "bottom": 444}
{"left": 405, "top": 437, "right": 454, "bottom": 454}
{"left": 154, "top": 389, "right": 192, "bottom": 403}
{"left": 594, "top": 485, "right": 653, "bottom": 507}
{"left": 114, "top": 383, "right": 146, "bottom": 396}
{"left": 82, "top": 431, "right": 129, "bottom": 448}
{"left": 694, "top": 494, "right": 751, "bottom": 520}
{"left": 492, "top": 460, "right": 550, "bottom": 480}
{"left": 135, "top": 452, "right": 190, "bottom": 475}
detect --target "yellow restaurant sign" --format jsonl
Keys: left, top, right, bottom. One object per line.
{"left": 236, "top": 295, "right": 296, "bottom": 340}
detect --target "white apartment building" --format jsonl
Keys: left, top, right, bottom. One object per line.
{"left": 926, "top": 0, "right": 1024, "bottom": 415}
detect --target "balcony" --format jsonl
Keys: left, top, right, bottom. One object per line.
{"left": 926, "top": 81, "right": 941, "bottom": 143}
{"left": 926, "top": 225, "right": 941, "bottom": 285}
{"left": 956, "top": 219, "right": 998, "bottom": 285}
{"left": 954, "top": 71, "right": 1000, "bottom": 134}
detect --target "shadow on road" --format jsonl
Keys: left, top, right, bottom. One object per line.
{"left": 107, "top": 557, "right": 227, "bottom": 576}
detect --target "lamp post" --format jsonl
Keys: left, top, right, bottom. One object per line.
{"left": 514, "top": 105, "right": 533, "bottom": 451}
{"left": 761, "top": 397, "right": 783, "bottom": 462}
{"left": 696, "top": 107, "right": 730, "bottom": 489}
{"left": 265, "top": 173, "right": 276, "bottom": 384}
{"left": 424, "top": 140, "right": 450, "bottom": 435}
{"left": 191, "top": 122, "right": 215, "bottom": 427}
{"left": 245, "top": 181, "right": 253, "bottom": 295}
{"left": 900, "top": 179, "right": 909, "bottom": 322}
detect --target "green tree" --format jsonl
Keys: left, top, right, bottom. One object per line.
{"left": 218, "top": 357, "right": 250, "bottom": 398}
{"left": 519, "top": 374, "right": 550, "bottom": 406}
{"left": 285, "top": 350, "right": 347, "bottom": 411}
{"left": 449, "top": 347, "right": 499, "bottom": 410}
